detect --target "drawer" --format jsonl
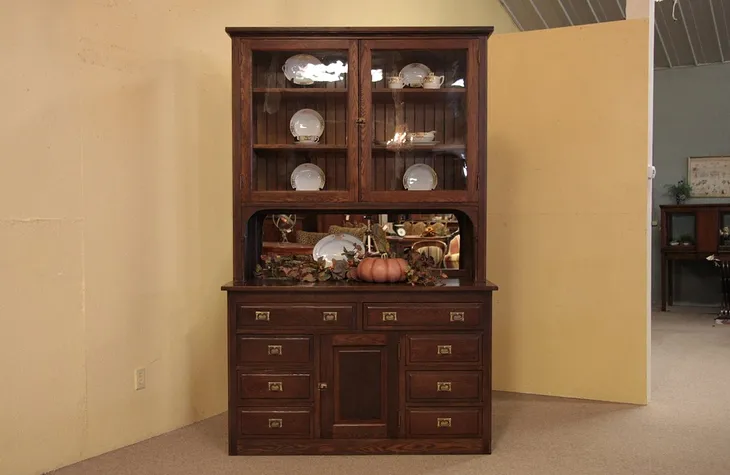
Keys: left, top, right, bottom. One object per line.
{"left": 237, "top": 336, "right": 312, "bottom": 365}
{"left": 407, "top": 371, "right": 482, "bottom": 402}
{"left": 406, "top": 408, "right": 482, "bottom": 438}
{"left": 237, "top": 304, "right": 355, "bottom": 328}
{"left": 406, "top": 334, "right": 482, "bottom": 365}
{"left": 238, "top": 408, "right": 313, "bottom": 438}
{"left": 238, "top": 372, "right": 311, "bottom": 401}
{"left": 364, "top": 303, "right": 481, "bottom": 329}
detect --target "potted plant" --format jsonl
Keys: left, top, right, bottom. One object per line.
{"left": 665, "top": 180, "right": 692, "bottom": 204}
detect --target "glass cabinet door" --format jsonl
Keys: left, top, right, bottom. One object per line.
{"left": 360, "top": 39, "right": 480, "bottom": 203}
{"left": 240, "top": 39, "right": 358, "bottom": 202}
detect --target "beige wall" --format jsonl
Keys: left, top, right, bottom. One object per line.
{"left": 0, "top": 1, "right": 517, "bottom": 474}
{"left": 488, "top": 20, "right": 650, "bottom": 404}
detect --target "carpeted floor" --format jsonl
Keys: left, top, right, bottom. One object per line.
{"left": 51, "top": 310, "right": 730, "bottom": 475}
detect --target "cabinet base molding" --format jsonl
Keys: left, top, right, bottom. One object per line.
{"left": 233, "top": 438, "right": 488, "bottom": 455}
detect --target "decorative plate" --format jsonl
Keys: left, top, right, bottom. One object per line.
{"left": 403, "top": 163, "right": 438, "bottom": 191}
{"left": 399, "top": 63, "right": 432, "bottom": 87}
{"left": 313, "top": 234, "right": 364, "bottom": 266}
{"left": 290, "top": 163, "right": 325, "bottom": 191}
{"left": 289, "top": 108, "right": 325, "bottom": 139}
{"left": 282, "top": 54, "right": 323, "bottom": 85}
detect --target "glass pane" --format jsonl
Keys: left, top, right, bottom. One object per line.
{"left": 370, "top": 49, "right": 468, "bottom": 192}
{"left": 336, "top": 349, "right": 383, "bottom": 422}
{"left": 251, "top": 49, "right": 349, "bottom": 191}
{"left": 668, "top": 213, "right": 695, "bottom": 246}
{"left": 721, "top": 213, "right": 730, "bottom": 249}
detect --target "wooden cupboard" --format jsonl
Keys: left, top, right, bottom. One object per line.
{"left": 222, "top": 26, "right": 497, "bottom": 455}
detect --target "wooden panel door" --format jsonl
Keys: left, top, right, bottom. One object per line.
{"left": 238, "top": 38, "right": 359, "bottom": 203}
{"left": 320, "top": 334, "right": 398, "bottom": 439}
{"left": 359, "top": 38, "right": 482, "bottom": 203}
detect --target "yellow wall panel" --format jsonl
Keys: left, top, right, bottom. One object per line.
{"left": 488, "top": 21, "right": 650, "bottom": 404}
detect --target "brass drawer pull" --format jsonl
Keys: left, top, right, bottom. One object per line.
{"left": 268, "top": 381, "right": 283, "bottom": 392}
{"left": 437, "top": 381, "right": 452, "bottom": 392}
{"left": 268, "top": 418, "right": 282, "bottom": 429}
{"left": 450, "top": 311, "right": 465, "bottom": 322}
{"left": 323, "top": 311, "right": 338, "bottom": 322}
{"left": 437, "top": 417, "right": 452, "bottom": 428}
{"left": 267, "top": 345, "right": 282, "bottom": 356}
{"left": 382, "top": 311, "right": 397, "bottom": 322}
{"left": 255, "top": 311, "right": 270, "bottom": 322}
{"left": 437, "top": 345, "right": 452, "bottom": 355}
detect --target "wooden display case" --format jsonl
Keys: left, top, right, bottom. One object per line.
{"left": 660, "top": 204, "right": 730, "bottom": 311}
{"left": 222, "top": 27, "right": 497, "bottom": 456}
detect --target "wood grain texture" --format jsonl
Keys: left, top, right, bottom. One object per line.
{"left": 225, "top": 26, "right": 494, "bottom": 456}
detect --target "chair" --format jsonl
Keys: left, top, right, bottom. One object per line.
{"left": 444, "top": 233, "right": 460, "bottom": 269}
{"left": 411, "top": 239, "right": 448, "bottom": 267}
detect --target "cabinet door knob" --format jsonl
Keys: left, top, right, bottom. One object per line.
{"left": 268, "top": 418, "right": 282, "bottom": 429}
{"left": 382, "top": 311, "right": 397, "bottom": 322}
{"left": 323, "top": 311, "right": 338, "bottom": 322}
{"left": 268, "top": 381, "right": 283, "bottom": 392}
{"left": 318, "top": 382, "right": 328, "bottom": 390}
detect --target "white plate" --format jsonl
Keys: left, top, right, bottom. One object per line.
{"left": 403, "top": 164, "right": 438, "bottom": 190}
{"left": 282, "top": 54, "right": 323, "bottom": 85}
{"left": 291, "top": 163, "right": 325, "bottom": 191}
{"left": 289, "top": 109, "right": 325, "bottom": 139}
{"left": 399, "top": 63, "right": 432, "bottom": 87}
{"left": 313, "top": 234, "right": 364, "bottom": 266}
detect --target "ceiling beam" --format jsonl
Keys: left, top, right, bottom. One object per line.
{"left": 498, "top": 0, "right": 525, "bottom": 31}
{"left": 528, "top": 0, "right": 550, "bottom": 29}
{"left": 708, "top": 0, "right": 725, "bottom": 62}
{"left": 586, "top": 0, "right": 601, "bottom": 22}
{"left": 677, "top": 0, "right": 699, "bottom": 65}
{"left": 557, "top": 0, "right": 575, "bottom": 25}
{"left": 655, "top": 23, "right": 674, "bottom": 68}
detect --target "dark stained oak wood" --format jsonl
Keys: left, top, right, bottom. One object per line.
{"left": 226, "top": 27, "right": 495, "bottom": 38}
{"left": 406, "top": 334, "right": 483, "bottom": 365}
{"left": 235, "top": 438, "right": 486, "bottom": 455}
{"left": 406, "top": 371, "right": 482, "bottom": 402}
{"left": 224, "top": 26, "right": 495, "bottom": 456}
{"left": 659, "top": 204, "right": 730, "bottom": 310}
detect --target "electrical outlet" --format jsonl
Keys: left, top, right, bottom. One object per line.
{"left": 135, "top": 368, "right": 146, "bottom": 391}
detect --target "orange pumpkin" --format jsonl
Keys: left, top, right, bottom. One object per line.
{"left": 357, "top": 256, "right": 407, "bottom": 283}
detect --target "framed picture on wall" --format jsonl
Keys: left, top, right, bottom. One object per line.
{"left": 687, "top": 156, "right": 730, "bottom": 197}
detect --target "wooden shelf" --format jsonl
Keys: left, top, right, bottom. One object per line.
{"left": 253, "top": 87, "right": 348, "bottom": 97}
{"left": 222, "top": 278, "right": 498, "bottom": 292}
{"left": 372, "top": 88, "right": 466, "bottom": 103}
{"left": 372, "top": 88, "right": 465, "bottom": 94}
{"left": 372, "top": 144, "right": 465, "bottom": 152}
{"left": 254, "top": 144, "right": 347, "bottom": 152}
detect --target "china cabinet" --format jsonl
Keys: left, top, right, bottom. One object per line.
{"left": 660, "top": 203, "right": 730, "bottom": 311}
{"left": 222, "top": 27, "right": 497, "bottom": 456}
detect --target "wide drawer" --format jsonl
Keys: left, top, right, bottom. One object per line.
{"left": 407, "top": 371, "right": 482, "bottom": 402}
{"left": 364, "top": 303, "right": 481, "bottom": 329}
{"left": 406, "top": 334, "right": 482, "bottom": 365}
{"left": 237, "top": 336, "right": 312, "bottom": 365}
{"left": 406, "top": 408, "right": 482, "bottom": 438}
{"left": 238, "top": 408, "right": 313, "bottom": 438}
{"left": 238, "top": 372, "right": 312, "bottom": 401}
{"left": 237, "top": 304, "right": 355, "bottom": 328}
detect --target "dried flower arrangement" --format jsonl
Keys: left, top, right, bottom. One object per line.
{"left": 255, "top": 246, "right": 446, "bottom": 286}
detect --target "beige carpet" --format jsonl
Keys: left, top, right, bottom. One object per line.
{"left": 51, "top": 310, "right": 730, "bottom": 475}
